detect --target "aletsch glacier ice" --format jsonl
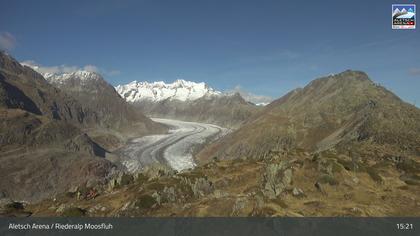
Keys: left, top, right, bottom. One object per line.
{"left": 117, "top": 118, "right": 229, "bottom": 172}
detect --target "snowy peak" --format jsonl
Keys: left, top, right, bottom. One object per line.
{"left": 21, "top": 62, "right": 103, "bottom": 85}
{"left": 116, "top": 80, "right": 222, "bottom": 102}
{"left": 44, "top": 70, "right": 103, "bottom": 85}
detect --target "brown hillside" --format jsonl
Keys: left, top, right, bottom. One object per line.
{"left": 198, "top": 70, "right": 420, "bottom": 163}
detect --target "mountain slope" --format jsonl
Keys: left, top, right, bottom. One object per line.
{"left": 27, "top": 154, "right": 420, "bottom": 217}
{"left": 0, "top": 52, "right": 99, "bottom": 150}
{"left": 26, "top": 68, "right": 167, "bottom": 149}
{"left": 0, "top": 52, "right": 116, "bottom": 202}
{"left": 198, "top": 70, "right": 420, "bottom": 163}
{"left": 134, "top": 92, "right": 260, "bottom": 128}
{"left": 0, "top": 53, "right": 97, "bottom": 126}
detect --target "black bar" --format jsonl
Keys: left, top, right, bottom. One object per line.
{"left": 0, "top": 217, "right": 419, "bottom": 236}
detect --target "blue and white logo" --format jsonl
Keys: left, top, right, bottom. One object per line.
{"left": 392, "top": 4, "right": 416, "bottom": 29}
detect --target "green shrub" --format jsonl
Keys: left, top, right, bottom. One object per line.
{"left": 136, "top": 173, "right": 148, "bottom": 183}
{"left": 271, "top": 198, "right": 288, "bottom": 208}
{"left": 366, "top": 167, "right": 383, "bottom": 183}
{"left": 319, "top": 158, "right": 344, "bottom": 174}
{"left": 147, "top": 182, "right": 165, "bottom": 192}
{"left": 404, "top": 180, "right": 420, "bottom": 186}
{"left": 401, "top": 174, "right": 420, "bottom": 186}
{"left": 331, "top": 161, "right": 344, "bottom": 173}
{"left": 318, "top": 174, "right": 339, "bottom": 185}
{"left": 135, "top": 195, "right": 156, "bottom": 209}
{"left": 5, "top": 202, "right": 24, "bottom": 210}
{"left": 65, "top": 192, "right": 76, "bottom": 198}
{"left": 120, "top": 174, "right": 134, "bottom": 186}
{"left": 61, "top": 207, "right": 86, "bottom": 217}
{"left": 336, "top": 159, "right": 366, "bottom": 172}
{"left": 397, "top": 159, "right": 420, "bottom": 174}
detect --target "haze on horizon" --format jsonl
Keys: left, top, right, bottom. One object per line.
{"left": 0, "top": 0, "right": 419, "bottom": 105}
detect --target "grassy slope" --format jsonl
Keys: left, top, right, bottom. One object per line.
{"left": 25, "top": 149, "right": 420, "bottom": 217}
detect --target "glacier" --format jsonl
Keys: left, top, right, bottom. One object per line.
{"left": 116, "top": 118, "right": 229, "bottom": 172}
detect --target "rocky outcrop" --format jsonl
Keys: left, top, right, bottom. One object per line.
{"left": 262, "top": 161, "right": 293, "bottom": 199}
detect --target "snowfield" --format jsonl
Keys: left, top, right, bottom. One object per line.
{"left": 117, "top": 118, "right": 229, "bottom": 172}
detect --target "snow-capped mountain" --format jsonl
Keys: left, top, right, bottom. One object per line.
{"left": 116, "top": 79, "right": 222, "bottom": 102}
{"left": 21, "top": 62, "right": 103, "bottom": 85}
{"left": 42, "top": 70, "right": 102, "bottom": 84}
{"left": 20, "top": 62, "right": 166, "bottom": 135}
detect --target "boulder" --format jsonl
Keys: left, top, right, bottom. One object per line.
{"left": 262, "top": 161, "right": 293, "bottom": 199}
{"left": 292, "top": 187, "right": 305, "bottom": 198}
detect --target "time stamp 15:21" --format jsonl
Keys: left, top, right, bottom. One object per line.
{"left": 396, "top": 223, "right": 414, "bottom": 230}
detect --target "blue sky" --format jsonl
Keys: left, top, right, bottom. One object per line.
{"left": 1, "top": 0, "right": 419, "bottom": 105}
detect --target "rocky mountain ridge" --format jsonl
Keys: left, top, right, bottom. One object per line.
{"left": 131, "top": 92, "right": 260, "bottom": 128}
{"left": 197, "top": 70, "right": 420, "bottom": 163}
{"left": 116, "top": 79, "right": 261, "bottom": 128}
{"left": 23, "top": 63, "right": 167, "bottom": 149}
{"left": 0, "top": 52, "right": 164, "bottom": 202}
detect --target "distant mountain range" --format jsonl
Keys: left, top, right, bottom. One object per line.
{"left": 116, "top": 80, "right": 261, "bottom": 128}
{"left": 116, "top": 79, "right": 271, "bottom": 105}
{"left": 116, "top": 79, "right": 222, "bottom": 102}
